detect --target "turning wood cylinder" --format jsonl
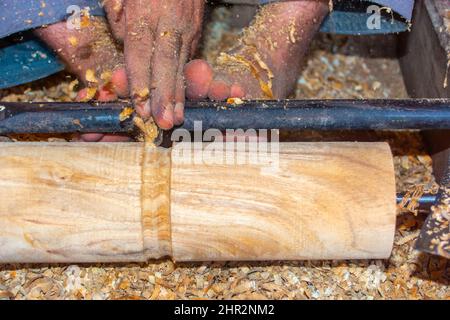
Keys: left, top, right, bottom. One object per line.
{"left": 0, "top": 142, "right": 396, "bottom": 263}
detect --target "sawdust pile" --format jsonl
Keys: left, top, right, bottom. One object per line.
{"left": 0, "top": 5, "right": 448, "bottom": 300}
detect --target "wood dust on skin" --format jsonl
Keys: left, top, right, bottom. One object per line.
{"left": 31, "top": 13, "right": 124, "bottom": 103}
{"left": 0, "top": 5, "right": 449, "bottom": 300}
{"left": 216, "top": 50, "right": 274, "bottom": 98}
{"left": 65, "top": 16, "right": 123, "bottom": 100}
{"left": 214, "top": 5, "right": 281, "bottom": 99}
{"left": 212, "top": 3, "right": 329, "bottom": 100}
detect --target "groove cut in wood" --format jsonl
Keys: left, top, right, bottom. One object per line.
{"left": 0, "top": 142, "right": 396, "bottom": 263}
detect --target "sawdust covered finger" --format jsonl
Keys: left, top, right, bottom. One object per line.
{"left": 146, "top": 28, "right": 182, "bottom": 129}
{"left": 103, "top": 0, "right": 126, "bottom": 41}
{"left": 173, "top": 36, "right": 195, "bottom": 125}
{"left": 124, "top": 0, "right": 155, "bottom": 120}
{"left": 119, "top": 0, "right": 204, "bottom": 128}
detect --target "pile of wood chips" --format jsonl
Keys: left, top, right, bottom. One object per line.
{"left": 0, "top": 6, "right": 448, "bottom": 300}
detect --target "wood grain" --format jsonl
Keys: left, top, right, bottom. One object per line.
{"left": 171, "top": 142, "right": 396, "bottom": 261}
{"left": 141, "top": 145, "right": 172, "bottom": 259}
{"left": 0, "top": 142, "right": 396, "bottom": 263}
{"left": 0, "top": 143, "right": 146, "bottom": 263}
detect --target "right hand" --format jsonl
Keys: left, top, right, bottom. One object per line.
{"left": 103, "top": 0, "right": 205, "bottom": 129}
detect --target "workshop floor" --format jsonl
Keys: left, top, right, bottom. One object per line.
{"left": 0, "top": 6, "right": 448, "bottom": 300}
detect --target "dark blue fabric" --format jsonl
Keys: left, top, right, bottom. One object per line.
{"left": 321, "top": 0, "right": 414, "bottom": 35}
{"left": 0, "top": 0, "right": 415, "bottom": 89}
{"left": 0, "top": 0, "right": 105, "bottom": 38}
{"left": 0, "top": 35, "right": 65, "bottom": 89}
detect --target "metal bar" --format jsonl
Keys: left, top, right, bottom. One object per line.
{"left": 396, "top": 193, "right": 437, "bottom": 208}
{"left": 0, "top": 102, "right": 135, "bottom": 135}
{"left": 0, "top": 99, "right": 449, "bottom": 134}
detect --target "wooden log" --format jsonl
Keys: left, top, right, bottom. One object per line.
{"left": 0, "top": 142, "right": 396, "bottom": 263}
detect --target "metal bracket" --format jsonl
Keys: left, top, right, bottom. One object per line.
{"left": 415, "top": 158, "right": 450, "bottom": 258}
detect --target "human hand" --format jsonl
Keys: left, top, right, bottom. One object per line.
{"left": 103, "top": 0, "right": 205, "bottom": 129}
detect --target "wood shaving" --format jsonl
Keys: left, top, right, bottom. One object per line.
{"left": 217, "top": 51, "right": 273, "bottom": 99}
{"left": 398, "top": 185, "right": 425, "bottom": 215}
{"left": 227, "top": 98, "right": 244, "bottom": 105}
{"left": 100, "top": 71, "right": 113, "bottom": 83}
{"left": 80, "top": 87, "right": 97, "bottom": 102}
{"left": 289, "top": 18, "right": 297, "bottom": 44}
{"left": 80, "top": 8, "right": 91, "bottom": 28}
{"left": 119, "top": 107, "right": 134, "bottom": 122}
{"left": 137, "top": 88, "right": 150, "bottom": 100}
{"left": 68, "top": 79, "right": 79, "bottom": 92}
{"left": 68, "top": 36, "right": 78, "bottom": 47}
{"left": 133, "top": 117, "right": 158, "bottom": 145}
{"left": 85, "top": 69, "right": 98, "bottom": 83}
{"left": 444, "top": 59, "right": 449, "bottom": 89}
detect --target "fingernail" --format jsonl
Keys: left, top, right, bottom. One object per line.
{"left": 175, "top": 102, "right": 184, "bottom": 111}
{"left": 160, "top": 105, "right": 174, "bottom": 127}
{"left": 136, "top": 100, "right": 151, "bottom": 120}
{"left": 153, "top": 104, "right": 174, "bottom": 130}
{"left": 174, "top": 102, "right": 184, "bottom": 125}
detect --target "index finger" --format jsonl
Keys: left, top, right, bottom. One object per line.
{"left": 148, "top": 28, "right": 182, "bottom": 129}
{"left": 124, "top": 0, "right": 155, "bottom": 119}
